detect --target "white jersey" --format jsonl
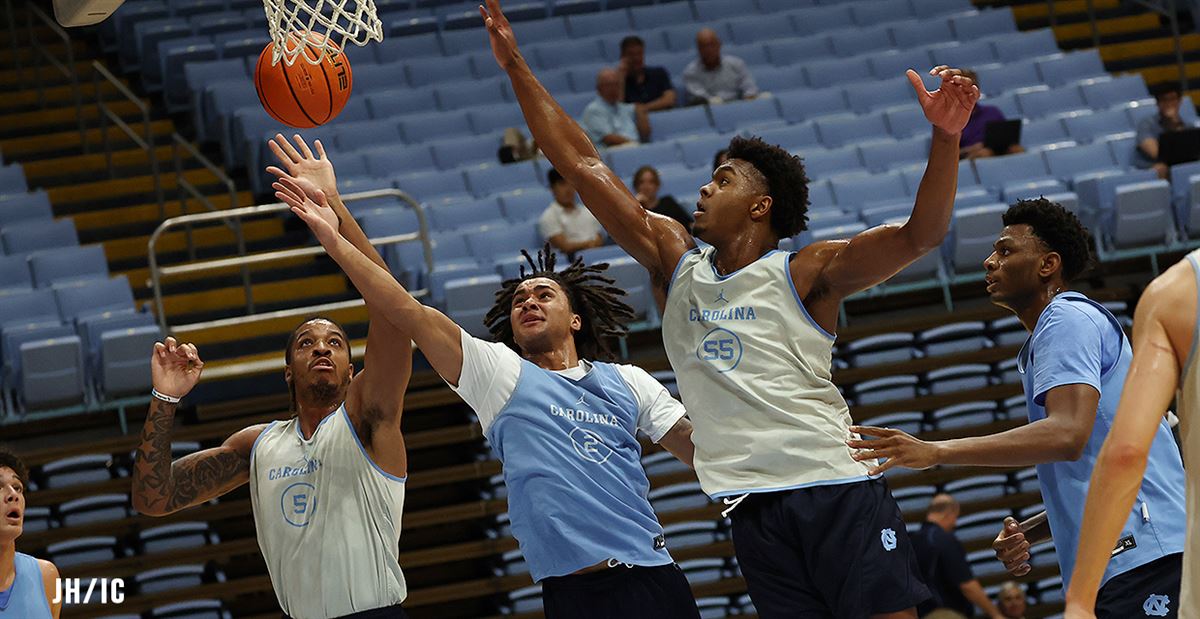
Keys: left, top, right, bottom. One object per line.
{"left": 1177, "top": 249, "right": 1200, "bottom": 616}
{"left": 249, "top": 405, "right": 407, "bottom": 619}
{"left": 661, "top": 247, "right": 875, "bottom": 498}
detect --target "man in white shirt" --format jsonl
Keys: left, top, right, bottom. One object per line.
{"left": 581, "top": 67, "right": 650, "bottom": 147}
{"left": 279, "top": 170, "right": 701, "bottom": 619}
{"left": 539, "top": 168, "right": 604, "bottom": 255}
{"left": 682, "top": 28, "right": 758, "bottom": 106}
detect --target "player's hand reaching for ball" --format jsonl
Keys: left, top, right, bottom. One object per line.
{"left": 276, "top": 176, "right": 341, "bottom": 248}
{"left": 905, "top": 65, "right": 980, "bottom": 136}
{"left": 151, "top": 337, "right": 203, "bottom": 400}
{"left": 266, "top": 133, "right": 338, "bottom": 200}
{"left": 480, "top": 0, "right": 522, "bottom": 71}
{"left": 846, "top": 425, "right": 940, "bottom": 474}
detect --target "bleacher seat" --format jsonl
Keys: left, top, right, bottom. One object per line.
{"left": 800, "top": 145, "right": 862, "bottom": 179}
{"left": 54, "top": 276, "right": 135, "bottom": 321}
{"left": 892, "top": 484, "right": 936, "bottom": 513}
{"left": 1109, "top": 179, "right": 1173, "bottom": 250}
{"left": 804, "top": 56, "right": 872, "bottom": 88}
{"left": 136, "top": 565, "right": 210, "bottom": 594}
{"left": 828, "top": 25, "right": 893, "bottom": 58}
{"left": 882, "top": 104, "right": 929, "bottom": 140}
{"left": 59, "top": 493, "right": 131, "bottom": 526}
{"left": 926, "top": 363, "right": 992, "bottom": 395}
{"left": 652, "top": 106, "right": 713, "bottom": 141}
{"left": 139, "top": 522, "right": 219, "bottom": 554}
{"left": 0, "top": 254, "right": 32, "bottom": 293}
{"left": 40, "top": 453, "right": 115, "bottom": 488}
{"left": 991, "top": 28, "right": 1059, "bottom": 62}
{"left": 19, "top": 335, "right": 87, "bottom": 409}
{"left": 918, "top": 321, "right": 990, "bottom": 357}
{"left": 663, "top": 520, "right": 721, "bottom": 550}
{"left": 464, "top": 161, "right": 542, "bottom": 198}
{"left": 648, "top": 481, "right": 707, "bottom": 513}
{"left": 931, "top": 400, "right": 999, "bottom": 431}
{"left": 954, "top": 508, "right": 1011, "bottom": 544}
{"left": 851, "top": 374, "right": 919, "bottom": 406}
{"left": 775, "top": 87, "right": 848, "bottom": 124}
{"left": 149, "top": 599, "right": 231, "bottom": 619}
{"left": 2, "top": 218, "right": 78, "bottom": 255}
{"left": 27, "top": 245, "right": 109, "bottom": 288}
{"left": 1037, "top": 51, "right": 1106, "bottom": 87}
{"left": 46, "top": 536, "right": 121, "bottom": 568}
{"left": 948, "top": 203, "right": 1006, "bottom": 273}
{"left": 709, "top": 98, "right": 783, "bottom": 134}
{"left": 943, "top": 474, "right": 1009, "bottom": 503}
{"left": 765, "top": 38, "right": 832, "bottom": 67}
{"left": 792, "top": 5, "right": 854, "bottom": 36}
{"left": 99, "top": 325, "right": 162, "bottom": 398}
{"left": 680, "top": 558, "right": 726, "bottom": 586}
{"left": 640, "top": 450, "right": 690, "bottom": 477}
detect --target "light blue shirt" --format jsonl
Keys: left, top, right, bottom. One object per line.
{"left": 682, "top": 55, "right": 759, "bottom": 104}
{"left": 580, "top": 97, "right": 639, "bottom": 146}
{"left": 1018, "top": 292, "right": 1187, "bottom": 588}
{"left": 0, "top": 553, "right": 52, "bottom": 618}
{"left": 485, "top": 357, "right": 674, "bottom": 581}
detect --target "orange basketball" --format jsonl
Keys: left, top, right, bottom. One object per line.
{"left": 254, "top": 33, "right": 353, "bottom": 128}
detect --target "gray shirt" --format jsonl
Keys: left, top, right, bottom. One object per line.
{"left": 682, "top": 55, "right": 758, "bottom": 105}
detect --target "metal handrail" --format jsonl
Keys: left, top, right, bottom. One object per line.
{"left": 1128, "top": 0, "right": 1191, "bottom": 93}
{"left": 24, "top": 1, "right": 83, "bottom": 141}
{"left": 92, "top": 60, "right": 163, "bottom": 210}
{"left": 147, "top": 188, "right": 435, "bottom": 334}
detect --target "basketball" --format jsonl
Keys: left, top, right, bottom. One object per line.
{"left": 254, "top": 33, "right": 353, "bottom": 129}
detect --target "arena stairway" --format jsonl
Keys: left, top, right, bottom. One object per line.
{"left": 983, "top": 0, "right": 1200, "bottom": 103}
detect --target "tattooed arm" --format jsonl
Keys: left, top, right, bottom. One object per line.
{"left": 131, "top": 338, "right": 263, "bottom": 516}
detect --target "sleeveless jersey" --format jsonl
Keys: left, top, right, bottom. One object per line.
{"left": 661, "top": 247, "right": 874, "bottom": 498}
{"left": 1176, "top": 249, "right": 1200, "bottom": 615}
{"left": 249, "top": 405, "right": 407, "bottom": 619}
{"left": 0, "top": 552, "right": 51, "bottom": 618}
{"left": 487, "top": 359, "right": 673, "bottom": 581}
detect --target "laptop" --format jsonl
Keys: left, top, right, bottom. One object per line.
{"left": 1159, "top": 127, "right": 1200, "bottom": 166}
{"left": 983, "top": 119, "right": 1023, "bottom": 155}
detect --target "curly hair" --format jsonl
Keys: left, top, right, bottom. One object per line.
{"left": 0, "top": 445, "right": 29, "bottom": 486}
{"left": 727, "top": 135, "right": 810, "bottom": 238}
{"left": 1002, "top": 197, "right": 1095, "bottom": 282}
{"left": 484, "top": 244, "right": 635, "bottom": 361}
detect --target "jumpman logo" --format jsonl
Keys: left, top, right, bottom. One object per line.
{"left": 1143, "top": 594, "right": 1170, "bottom": 616}
{"left": 714, "top": 289, "right": 729, "bottom": 304}
{"left": 574, "top": 393, "right": 586, "bottom": 406}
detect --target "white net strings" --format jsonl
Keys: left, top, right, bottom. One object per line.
{"left": 263, "top": 0, "right": 383, "bottom": 65}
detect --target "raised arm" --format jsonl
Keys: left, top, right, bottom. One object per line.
{"left": 132, "top": 338, "right": 263, "bottom": 516}
{"left": 812, "top": 67, "right": 977, "bottom": 300}
{"left": 267, "top": 136, "right": 412, "bottom": 468}
{"left": 481, "top": 0, "right": 694, "bottom": 291}
{"left": 1064, "top": 266, "right": 1193, "bottom": 617}
{"left": 277, "top": 178, "right": 468, "bottom": 386}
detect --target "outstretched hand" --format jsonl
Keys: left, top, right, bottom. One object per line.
{"left": 275, "top": 176, "right": 341, "bottom": 248}
{"left": 906, "top": 66, "right": 980, "bottom": 136}
{"left": 480, "top": 0, "right": 521, "bottom": 71}
{"left": 846, "top": 425, "right": 940, "bottom": 474}
{"left": 151, "top": 336, "right": 203, "bottom": 399}
{"left": 266, "top": 133, "right": 338, "bottom": 198}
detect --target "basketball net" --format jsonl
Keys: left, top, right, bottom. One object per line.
{"left": 263, "top": 0, "right": 382, "bottom": 65}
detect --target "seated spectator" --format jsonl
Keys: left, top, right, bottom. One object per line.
{"left": 633, "top": 165, "right": 691, "bottom": 229}
{"left": 1137, "top": 82, "right": 1193, "bottom": 179}
{"left": 581, "top": 68, "right": 651, "bottom": 147}
{"left": 959, "top": 69, "right": 1024, "bottom": 160}
{"left": 539, "top": 168, "right": 604, "bottom": 255}
{"left": 997, "top": 582, "right": 1027, "bottom": 619}
{"left": 617, "top": 35, "right": 676, "bottom": 112}
{"left": 911, "top": 494, "right": 1006, "bottom": 619}
{"left": 712, "top": 148, "right": 729, "bottom": 170}
{"left": 682, "top": 28, "right": 758, "bottom": 106}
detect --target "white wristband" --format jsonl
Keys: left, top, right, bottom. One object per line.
{"left": 151, "top": 389, "right": 181, "bottom": 404}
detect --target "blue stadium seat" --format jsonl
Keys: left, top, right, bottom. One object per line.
{"left": 464, "top": 223, "right": 541, "bottom": 263}
{"left": 775, "top": 87, "right": 848, "bottom": 124}
{"left": 851, "top": 374, "right": 919, "bottom": 406}
{"left": 359, "top": 144, "right": 432, "bottom": 177}
{"left": 973, "top": 151, "right": 1052, "bottom": 190}
{"left": 0, "top": 191, "right": 53, "bottom": 227}
{"left": 675, "top": 134, "right": 733, "bottom": 170}
{"left": 1017, "top": 87, "right": 1088, "bottom": 119}
{"left": 842, "top": 332, "right": 914, "bottom": 367}
{"left": 550, "top": 0, "right": 600, "bottom": 17}
{"left": 791, "top": 5, "right": 854, "bottom": 36}
{"left": 926, "top": 363, "right": 992, "bottom": 395}
{"left": 566, "top": 11, "right": 631, "bottom": 38}
{"left": 951, "top": 8, "right": 1016, "bottom": 40}
{"left": 213, "top": 29, "right": 269, "bottom": 59}
{"left": 1062, "top": 108, "right": 1135, "bottom": 143}
{"left": 375, "top": 32, "right": 442, "bottom": 63}
{"left": 2, "top": 218, "right": 78, "bottom": 255}
{"left": 126, "top": 18, "right": 190, "bottom": 73}
{"left": 46, "top": 536, "right": 120, "bottom": 569}
{"left": 851, "top": 0, "right": 912, "bottom": 26}
{"left": 40, "top": 453, "right": 113, "bottom": 488}
{"left": 24, "top": 245, "right": 106, "bottom": 291}
{"left": 868, "top": 49, "right": 934, "bottom": 81}
{"left": 943, "top": 473, "right": 1009, "bottom": 502}
{"left": 764, "top": 38, "right": 832, "bottom": 68}
{"left": 990, "top": 28, "right": 1059, "bottom": 62}
{"left": 830, "top": 171, "right": 908, "bottom": 212}
{"left": 606, "top": 141, "right": 682, "bottom": 179}
{"left": 190, "top": 12, "right": 245, "bottom": 37}
{"left": 954, "top": 509, "right": 1012, "bottom": 544}
{"left": 398, "top": 110, "right": 473, "bottom": 143}
{"left": 918, "top": 321, "right": 990, "bottom": 356}
{"left": 530, "top": 38, "right": 607, "bottom": 70}
{"left": 975, "top": 61, "right": 1041, "bottom": 97}
{"left": 629, "top": 2, "right": 692, "bottom": 29}
{"left": 406, "top": 55, "right": 473, "bottom": 87}
{"left": 392, "top": 169, "right": 471, "bottom": 203}
{"left": 99, "top": 325, "right": 161, "bottom": 398}
{"left": 692, "top": 0, "right": 747, "bottom": 22}
{"left": 179, "top": 58, "right": 245, "bottom": 112}
{"left": 859, "top": 136, "right": 929, "bottom": 172}
{"left": 723, "top": 43, "right": 770, "bottom": 70}
{"left": 816, "top": 112, "right": 889, "bottom": 148}
{"left": 149, "top": 599, "right": 230, "bottom": 619}
{"left": 803, "top": 56, "right": 872, "bottom": 88}
{"left": 843, "top": 77, "right": 914, "bottom": 114}
{"left": 756, "top": 123, "right": 819, "bottom": 151}
{"left": 464, "top": 161, "right": 542, "bottom": 198}
{"left": 499, "top": 188, "right": 554, "bottom": 222}
{"left": 1044, "top": 142, "right": 1121, "bottom": 184}
{"left": 653, "top": 22, "right": 703, "bottom": 53}
{"left": 1170, "top": 161, "right": 1200, "bottom": 236}
{"left": 0, "top": 255, "right": 31, "bottom": 293}
{"left": 1109, "top": 180, "right": 1173, "bottom": 250}
{"left": 932, "top": 401, "right": 1000, "bottom": 431}
{"left": 427, "top": 198, "right": 507, "bottom": 231}
{"left": 54, "top": 276, "right": 135, "bottom": 321}
{"left": 1080, "top": 75, "right": 1151, "bottom": 109}
{"left": 139, "top": 522, "right": 218, "bottom": 555}
{"left": 651, "top": 106, "right": 713, "bottom": 141}
{"left": 801, "top": 145, "right": 863, "bottom": 179}
{"left": 445, "top": 273, "right": 503, "bottom": 337}
{"left": 948, "top": 203, "right": 1007, "bottom": 274}
{"left": 883, "top": 104, "right": 929, "bottom": 139}
{"left": 19, "top": 335, "right": 86, "bottom": 409}
{"left": 136, "top": 565, "right": 209, "bottom": 595}
{"left": 364, "top": 87, "right": 439, "bottom": 120}
{"left": 829, "top": 25, "right": 894, "bottom": 58}
{"left": 1038, "top": 51, "right": 1106, "bottom": 87}
{"left": 662, "top": 520, "right": 720, "bottom": 550}
{"left": 647, "top": 481, "right": 707, "bottom": 512}
{"left": 709, "top": 98, "right": 782, "bottom": 133}
{"left": 892, "top": 484, "right": 936, "bottom": 513}
{"left": 928, "top": 39, "right": 996, "bottom": 67}
{"left": 890, "top": 19, "right": 952, "bottom": 50}
{"left": 430, "top": 134, "right": 506, "bottom": 170}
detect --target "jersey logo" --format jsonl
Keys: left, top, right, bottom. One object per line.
{"left": 1143, "top": 594, "right": 1170, "bottom": 616}
{"left": 570, "top": 427, "right": 614, "bottom": 464}
{"left": 714, "top": 289, "right": 729, "bottom": 304}
{"left": 281, "top": 482, "right": 317, "bottom": 527}
{"left": 696, "top": 327, "right": 743, "bottom": 373}
{"left": 881, "top": 528, "right": 897, "bottom": 551}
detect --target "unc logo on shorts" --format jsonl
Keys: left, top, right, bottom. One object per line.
{"left": 281, "top": 482, "right": 317, "bottom": 527}
{"left": 696, "top": 327, "right": 742, "bottom": 373}
{"left": 569, "top": 427, "right": 614, "bottom": 464}
{"left": 1143, "top": 594, "right": 1170, "bottom": 617}
{"left": 880, "top": 528, "right": 897, "bottom": 552}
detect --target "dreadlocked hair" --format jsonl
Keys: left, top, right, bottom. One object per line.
{"left": 484, "top": 244, "right": 636, "bottom": 362}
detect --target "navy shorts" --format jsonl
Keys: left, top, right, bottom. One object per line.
{"left": 541, "top": 563, "right": 701, "bottom": 619}
{"left": 1095, "top": 553, "right": 1182, "bottom": 619}
{"left": 728, "top": 478, "right": 930, "bottom": 619}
